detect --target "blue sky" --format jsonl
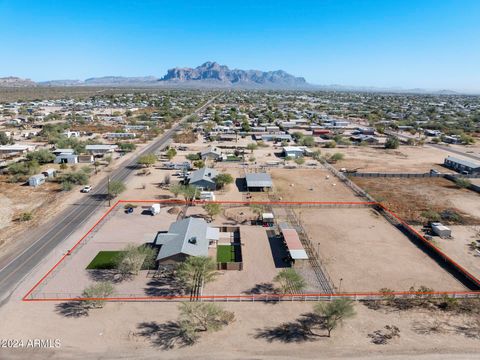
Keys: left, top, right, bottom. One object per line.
{"left": 0, "top": 0, "right": 479, "bottom": 91}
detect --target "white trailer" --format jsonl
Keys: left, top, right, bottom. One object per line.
{"left": 431, "top": 222, "right": 451, "bottom": 238}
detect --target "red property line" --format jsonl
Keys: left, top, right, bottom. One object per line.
{"left": 22, "top": 199, "right": 480, "bottom": 302}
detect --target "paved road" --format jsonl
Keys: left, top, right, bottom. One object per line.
{"left": 428, "top": 143, "right": 480, "bottom": 162}
{"left": 0, "top": 96, "right": 217, "bottom": 303}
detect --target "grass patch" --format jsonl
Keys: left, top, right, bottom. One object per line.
{"left": 217, "top": 245, "right": 235, "bottom": 263}
{"left": 86, "top": 251, "right": 123, "bottom": 269}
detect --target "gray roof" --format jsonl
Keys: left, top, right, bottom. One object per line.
{"left": 445, "top": 156, "right": 480, "bottom": 169}
{"left": 188, "top": 167, "right": 217, "bottom": 184}
{"left": 85, "top": 144, "right": 118, "bottom": 150}
{"left": 154, "top": 217, "right": 211, "bottom": 261}
{"left": 246, "top": 172, "right": 272, "bottom": 188}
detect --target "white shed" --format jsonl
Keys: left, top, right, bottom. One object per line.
{"left": 431, "top": 222, "right": 451, "bottom": 238}
{"left": 29, "top": 174, "right": 46, "bottom": 187}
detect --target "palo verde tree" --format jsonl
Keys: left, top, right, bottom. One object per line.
{"left": 178, "top": 303, "right": 235, "bottom": 345}
{"left": 204, "top": 203, "right": 221, "bottom": 221}
{"left": 108, "top": 180, "right": 126, "bottom": 198}
{"left": 137, "top": 153, "right": 157, "bottom": 167}
{"left": 82, "top": 281, "right": 115, "bottom": 309}
{"left": 115, "top": 244, "right": 156, "bottom": 276}
{"left": 273, "top": 268, "right": 306, "bottom": 294}
{"left": 313, "top": 298, "right": 356, "bottom": 337}
{"left": 214, "top": 173, "right": 234, "bottom": 189}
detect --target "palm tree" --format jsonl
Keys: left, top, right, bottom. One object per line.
{"left": 176, "top": 256, "right": 218, "bottom": 297}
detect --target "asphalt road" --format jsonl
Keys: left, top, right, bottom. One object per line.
{"left": 0, "top": 96, "right": 217, "bottom": 303}
{"left": 428, "top": 143, "right": 480, "bottom": 162}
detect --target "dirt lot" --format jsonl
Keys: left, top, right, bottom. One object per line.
{"left": 425, "top": 225, "right": 480, "bottom": 280}
{"left": 351, "top": 177, "right": 480, "bottom": 224}
{"left": 322, "top": 145, "right": 448, "bottom": 173}
{"left": 269, "top": 168, "right": 361, "bottom": 202}
{"left": 1, "top": 298, "right": 480, "bottom": 360}
{"left": 297, "top": 207, "right": 466, "bottom": 292}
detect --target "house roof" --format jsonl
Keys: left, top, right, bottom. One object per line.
{"left": 201, "top": 147, "right": 221, "bottom": 156}
{"left": 445, "top": 156, "right": 480, "bottom": 169}
{"left": 85, "top": 144, "right": 118, "bottom": 150}
{"left": 246, "top": 172, "right": 272, "bottom": 188}
{"left": 188, "top": 167, "right": 217, "bottom": 184}
{"left": 154, "top": 217, "right": 219, "bottom": 261}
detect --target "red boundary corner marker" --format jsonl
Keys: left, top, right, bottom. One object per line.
{"left": 22, "top": 199, "right": 480, "bottom": 302}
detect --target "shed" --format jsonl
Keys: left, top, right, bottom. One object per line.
{"left": 42, "top": 168, "right": 56, "bottom": 178}
{"left": 431, "top": 222, "right": 451, "bottom": 238}
{"left": 28, "top": 174, "right": 46, "bottom": 187}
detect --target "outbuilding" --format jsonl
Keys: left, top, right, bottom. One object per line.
{"left": 431, "top": 222, "right": 452, "bottom": 238}
{"left": 444, "top": 156, "right": 480, "bottom": 175}
{"left": 28, "top": 174, "right": 46, "bottom": 187}
{"left": 245, "top": 172, "right": 272, "bottom": 191}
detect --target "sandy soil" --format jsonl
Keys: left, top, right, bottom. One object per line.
{"left": 427, "top": 225, "right": 480, "bottom": 280}
{"left": 0, "top": 299, "right": 479, "bottom": 360}
{"left": 323, "top": 146, "right": 448, "bottom": 173}
{"left": 352, "top": 177, "right": 480, "bottom": 224}
{"left": 270, "top": 168, "right": 361, "bottom": 202}
{"left": 298, "top": 208, "right": 466, "bottom": 292}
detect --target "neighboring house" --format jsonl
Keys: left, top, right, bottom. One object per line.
{"left": 52, "top": 148, "right": 75, "bottom": 156}
{"left": 245, "top": 172, "right": 273, "bottom": 191}
{"left": 257, "top": 134, "right": 292, "bottom": 142}
{"left": 85, "top": 144, "right": 118, "bottom": 156}
{"left": 201, "top": 147, "right": 222, "bottom": 161}
{"left": 104, "top": 132, "right": 136, "bottom": 139}
{"left": 124, "top": 125, "right": 149, "bottom": 131}
{"left": 0, "top": 144, "right": 33, "bottom": 157}
{"left": 154, "top": 217, "right": 220, "bottom": 265}
{"left": 444, "top": 156, "right": 480, "bottom": 175}
{"left": 187, "top": 167, "right": 218, "bottom": 190}
{"left": 54, "top": 153, "right": 78, "bottom": 164}
{"left": 28, "top": 173, "right": 46, "bottom": 187}
{"left": 63, "top": 131, "right": 80, "bottom": 138}
{"left": 283, "top": 146, "right": 304, "bottom": 158}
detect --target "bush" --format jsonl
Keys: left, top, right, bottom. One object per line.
{"left": 385, "top": 136, "right": 400, "bottom": 149}
{"left": 324, "top": 140, "right": 337, "bottom": 148}
{"left": 59, "top": 171, "right": 89, "bottom": 185}
{"left": 26, "top": 149, "right": 55, "bottom": 164}
{"left": 329, "top": 152, "right": 345, "bottom": 163}
{"left": 186, "top": 153, "right": 201, "bottom": 161}
{"left": 455, "top": 178, "right": 471, "bottom": 189}
{"left": 61, "top": 181, "right": 74, "bottom": 191}
{"left": 19, "top": 212, "right": 33, "bottom": 221}
{"left": 137, "top": 153, "right": 157, "bottom": 167}
{"left": 82, "top": 282, "right": 115, "bottom": 308}
{"left": 117, "top": 142, "right": 136, "bottom": 152}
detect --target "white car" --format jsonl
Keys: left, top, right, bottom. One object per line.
{"left": 81, "top": 185, "right": 92, "bottom": 193}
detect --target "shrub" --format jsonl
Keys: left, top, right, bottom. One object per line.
{"left": 385, "top": 136, "right": 400, "bottom": 149}
{"left": 19, "top": 212, "right": 33, "bottom": 221}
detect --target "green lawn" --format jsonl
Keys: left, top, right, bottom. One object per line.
{"left": 217, "top": 245, "right": 235, "bottom": 263}
{"left": 86, "top": 251, "right": 123, "bottom": 269}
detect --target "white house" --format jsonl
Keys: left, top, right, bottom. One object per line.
{"left": 54, "top": 153, "right": 78, "bottom": 164}
{"left": 283, "top": 146, "right": 304, "bottom": 158}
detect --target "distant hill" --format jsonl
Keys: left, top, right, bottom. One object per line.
{"left": 0, "top": 76, "right": 36, "bottom": 87}
{"left": 159, "top": 61, "right": 308, "bottom": 88}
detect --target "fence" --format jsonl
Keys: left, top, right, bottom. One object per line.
{"left": 24, "top": 202, "right": 121, "bottom": 300}
{"left": 348, "top": 172, "right": 480, "bottom": 179}
{"left": 26, "top": 290, "right": 480, "bottom": 302}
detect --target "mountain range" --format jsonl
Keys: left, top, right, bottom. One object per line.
{"left": 32, "top": 62, "right": 308, "bottom": 89}
{"left": 0, "top": 62, "right": 471, "bottom": 94}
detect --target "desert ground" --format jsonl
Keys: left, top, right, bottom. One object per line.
{"left": 1, "top": 299, "right": 479, "bottom": 360}
{"left": 297, "top": 207, "right": 466, "bottom": 292}
{"left": 323, "top": 145, "right": 448, "bottom": 173}
{"left": 351, "top": 177, "right": 480, "bottom": 224}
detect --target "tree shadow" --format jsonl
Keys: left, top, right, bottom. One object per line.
{"left": 254, "top": 312, "right": 327, "bottom": 343}
{"left": 87, "top": 269, "right": 131, "bottom": 283}
{"left": 144, "top": 274, "right": 186, "bottom": 297}
{"left": 55, "top": 301, "right": 90, "bottom": 318}
{"left": 136, "top": 321, "right": 190, "bottom": 349}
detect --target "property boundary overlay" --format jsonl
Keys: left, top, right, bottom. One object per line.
{"left": 22, "top": 199, "right": 480, "bottom": 303}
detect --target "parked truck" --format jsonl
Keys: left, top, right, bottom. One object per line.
{"left": 149, "top": 204, "right": 161, "bottom": 216}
